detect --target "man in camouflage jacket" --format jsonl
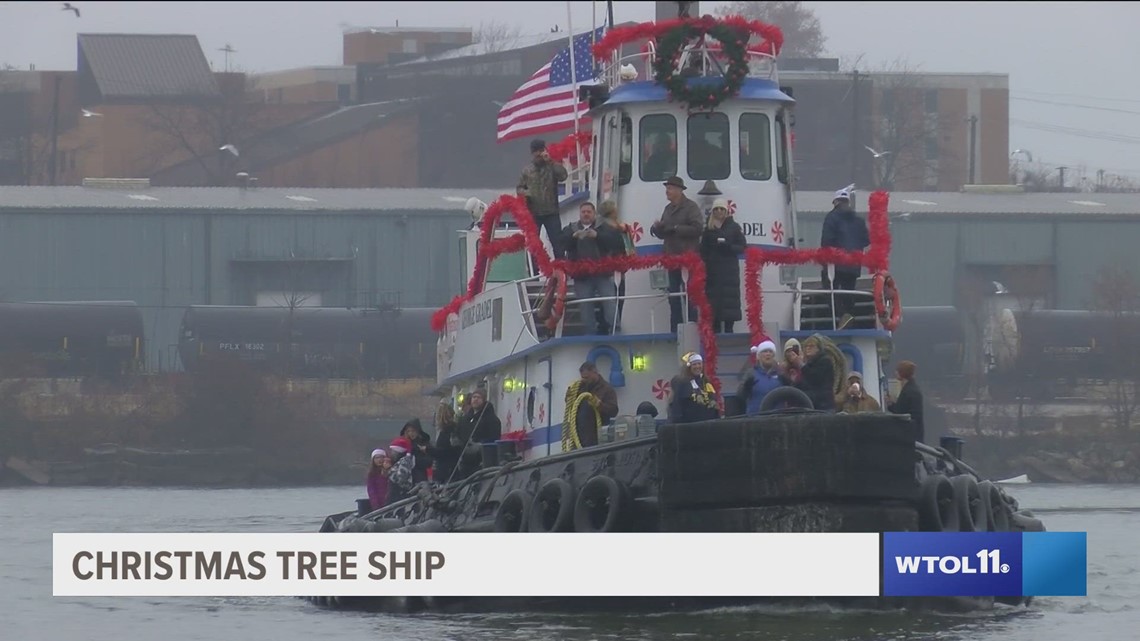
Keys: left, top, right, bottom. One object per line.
{"left": 517, "top": 138, "right": 569, "bottom": 261}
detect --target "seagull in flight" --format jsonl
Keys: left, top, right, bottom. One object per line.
{"left": 81, "top": 108, "right": 102, "bottom": 117}
{"left": 864, "top": 145, "right": 891, "bottom": 159}
{"left": 62, "top": 3, "right": 80, "bottom": 17}
{"left": 219, "top": 144, "right": 239, "bottom": 157}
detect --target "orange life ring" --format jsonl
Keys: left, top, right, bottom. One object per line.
{"left": 873, "top": 270, "right": 902, "bottom": 332}
{"left": 535, "top": 270, "right": 568, "bottom": 331}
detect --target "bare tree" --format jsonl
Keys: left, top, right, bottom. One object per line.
{"left": 1089, "top": 262, "right": 1140, "bottom": 431}
{"left": 863, "top": 59, "right": 954, "bottom": 191}
{"left": 996, "top": 265, "right": 1052, "bottom": 434}
{"left": 472, "top": 21, "right": 524, "bottom": 55}
{"left": 717, "top": 1, "right": 826, "bottom": 59}
{"left": 955, "top": 273, "right": 993, "bottom": 436}
{"left": 139, "top": 71, "right": 267, "bottom": 187}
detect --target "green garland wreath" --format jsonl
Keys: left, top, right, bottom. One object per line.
{"left": 652, "top": 21, "right": 751, "bottom": 112}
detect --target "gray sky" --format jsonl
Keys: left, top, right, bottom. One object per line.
{"left": 4, "top": 1, "right": 1140, "bottom": 181}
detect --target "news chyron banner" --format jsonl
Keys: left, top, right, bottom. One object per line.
{"left": 882, "top": 532, "right": 1087, "bottom": 597}
{"left": 53, "top": 532, "right": 1086, "bottom": 598}
{"left": 53, "top": 533, "right": 881, "bottom": 597}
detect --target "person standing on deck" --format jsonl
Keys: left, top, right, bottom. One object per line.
{"left": 796, "top": 334, "right": 839, "bottom": 412}
{"left": 668, "top": 352, "right": 721, "bottom": 423}
{"left": 517, "top": 139, "right": 569, "bottom": 264}
{"left": 887, "top": 360, "right": 925, "bottom": 443}
{"left": 738, "top": 341, "right": 783, "bottom": 415}
{"left": 455, "top": 387, "right": 502, "bottom": 478}
{"left": 836, "top": 372, "right": 881, "bottom": 413}
{"left": 651, "top": 176, "right": 704, "bottom": 333}
{"left": 599, "top": 200, "right": 635, "bottom": 332}
{"left": 563, "top": 201, "right": 624, "bottom": 335}
{"left": 385, "top": 437, "right": 417, "bottom": 506}
{"left": 700, "top": 198, "right": 746, "bottom": 334}
{"left": 399, "top": 418, "right": 432, "bottom": 484}
{"left": 563, "top": 361, "right": 620, "bottom": 448}
{"left": 819, "top": 187, "right": 870, "bottom": 330}
{"left": 365, "top": 448, "right": 390, "bottom": 511}
{"left": 431, "top": 401, "right": 462, "bottom": 484}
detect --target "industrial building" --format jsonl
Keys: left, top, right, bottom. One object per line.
{"left": 0, "top": 184, "right": 1137, "bottom": 372}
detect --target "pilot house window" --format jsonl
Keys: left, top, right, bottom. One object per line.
{"left": 739, "top": 113, "right": 772, "bottom": 181}
{"left": 619, "top": 115, "right": 633, "bottom": 185}
{"left": 638, "top": 112, "right": 670, "bottom": 180}
{"left": 687, "top": 113, "right": 730, "bottom": 181}
{"left": 639, "top": 114, "right": 677, "bottom": 182}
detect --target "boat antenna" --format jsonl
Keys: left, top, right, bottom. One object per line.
{"left": 606, "top": 0, "right": 614, "bottom": 28}
{"left": 565, "top": 1, "right": 583, "bottom": 165}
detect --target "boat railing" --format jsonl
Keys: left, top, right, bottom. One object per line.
{"left": 793, "top": 286, "right": 880, "bottom": 331}
{"left": 518, "top": 282, "right": 690, "bottom": 339}
{"left": 559, "top": 161, "right": 591, "bottom": 199}
{"left": 599, "top": 41, "right": 778, "bottom": 91}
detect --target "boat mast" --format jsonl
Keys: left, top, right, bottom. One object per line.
{"left": 566, "top": 2, "right": 583, "bottom": 167}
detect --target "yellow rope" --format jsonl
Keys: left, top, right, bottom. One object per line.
{"left": 562, "top": 380, "right": 601, "bottom": 452}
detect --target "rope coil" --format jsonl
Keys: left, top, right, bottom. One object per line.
{"left": 561, "top": 380, "right": 601, "bottom": 452}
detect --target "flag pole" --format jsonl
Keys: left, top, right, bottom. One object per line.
{"left": 566, "top": 1, "right": 583, "bottom": 171}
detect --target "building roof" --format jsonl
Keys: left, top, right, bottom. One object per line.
{"left": 149, "top": 99, "right": 421, "bottom": 184}
{"left": 393, "top": 30, "right": 574, "bottom": 66}
{"left": 78, "top": 34, "right": 219, "bottom": 99}
{"left": 0, "top": 187, "right": 1136, "bottom": 217}
{"left": 0, "top": 186, "right": 508, "bottom": 212}
{"left": 795, "top": 190, "right": 1140, "bottom": 218}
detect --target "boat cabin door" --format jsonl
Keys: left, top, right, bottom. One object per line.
{"left": 593, "top": 110, "right": 626, "bottom": 210}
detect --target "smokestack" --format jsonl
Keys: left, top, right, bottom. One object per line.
{"left": 655, "top": 1, "right": 699, "bottom": 21}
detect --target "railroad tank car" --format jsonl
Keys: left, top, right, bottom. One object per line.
{"left": 0, "top": 300, "right": 144, "bottom": 378}
{"left": 987, "top": 308, "right": 1140, "bottom": 400}
{"left": 885, "top": 306, "right": 969, "bottom": 400}
{"left": 177, "top": 305, "right": 437, "bottom": 379}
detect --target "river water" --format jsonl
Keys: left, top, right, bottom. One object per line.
{"left": 2, "top": 484, "right": 1137, "bottom": 641}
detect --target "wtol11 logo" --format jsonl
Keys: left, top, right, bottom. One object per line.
{"left": 882, "top": 532, "right": 1087, "bottom": 597}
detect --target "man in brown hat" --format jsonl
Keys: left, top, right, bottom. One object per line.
{"left": 650, "top": 176, "right": 704, "bottom": 333}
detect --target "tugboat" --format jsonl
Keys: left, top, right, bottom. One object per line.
{"left": 310, "top": 9, "right": 1045, "bottom": 613}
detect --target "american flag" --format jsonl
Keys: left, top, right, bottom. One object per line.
{"left": 496, "top": 26, "right": 605, "bottom": 143}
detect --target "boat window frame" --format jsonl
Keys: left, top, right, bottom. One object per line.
{"left": 775, "top": 111, "right": 789, "bottom": 185}
{"left": 619, "top": 114, "right": 633, "bottom": 185}
{"left": 686, "top": 112, "right": 731, "bottom": 182}
{"left": 738, "top": 113, "right": 773, "bottom": 182}
{"left": 638, "top": 113, "right": 678, "bottom": 183}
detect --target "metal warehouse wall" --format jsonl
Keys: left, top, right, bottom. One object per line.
{"left": 795, "top": 214, "right": 1140, "bottom": 309}
{"left": 0, "top": 209, "right": 472, "bottom": 372}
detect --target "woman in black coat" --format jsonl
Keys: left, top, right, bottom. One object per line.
{"left": 700, "top": 199, "right": 746, "bottom": 333}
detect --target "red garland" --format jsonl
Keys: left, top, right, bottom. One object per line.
{"left": 743, "top": 191, "right": 893, "bottom": 343}
{"left": 433, "top": 190, "right": 894, "bottom": 413}
{"left": 592, "top": 16, "right": 784, "bottom": 61}
{"left": 546, "top": 131, "right": 592, "bottom": 167}
{"left": 432, "top": 194, "right": 723, "bottom": 404}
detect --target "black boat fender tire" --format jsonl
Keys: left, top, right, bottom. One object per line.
{"left": 918, "top": 474, "right": 957, "bottom": 532}
{"left": 758, "top": 386, "right": 814, "bottom": 412}
{"left": 951, "top": 474, "right": 987, "bottom": 532}
{"left": 978, "top": 480, "right": 1011, "bottom": 532}
{"left": 528, "top": 478, "right": 576, "bottom": 532}
{"left": 493, "top": 489, "right": 533, "bottom": 532}
{"left": 573, "top": 475, "right": 630, "bottom": 533}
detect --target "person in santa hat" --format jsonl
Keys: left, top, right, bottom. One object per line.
{"left": 365, "top": 448, "right": 390, "bottom": 511}
{"left": 738, "top": 340, "right": 783, "bottom": 415}
{"left": 385, "top": 436, "right": 417, "bottom": 505}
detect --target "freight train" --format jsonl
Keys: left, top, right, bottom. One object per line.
{"left": 0, "top": 300, "right": 144, "bottom": 379}
{"left": 889, "top": 305, "right": 1140, "bottom": 401}
{"left": 177, "top": 305, "right": 437, "bottom": 380}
